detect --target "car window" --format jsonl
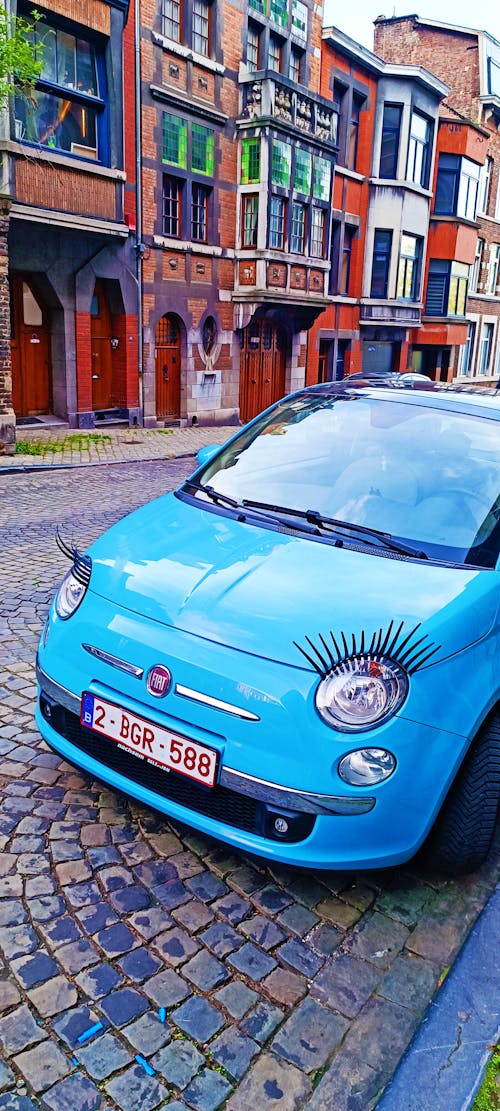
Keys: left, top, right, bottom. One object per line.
{"left": 193, "top": 393, "right": 500, "bottom": 568}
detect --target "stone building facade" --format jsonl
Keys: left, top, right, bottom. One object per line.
{"left": 374, "top": 15, "right": 500, "bottom": 383}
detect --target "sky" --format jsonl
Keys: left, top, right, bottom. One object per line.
{"left": 322, "top": 0, "right": 499, "bottom": 50}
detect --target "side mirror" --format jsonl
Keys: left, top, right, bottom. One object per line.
{"left": 196, "top": 444, "right": 220, "bottom": 467}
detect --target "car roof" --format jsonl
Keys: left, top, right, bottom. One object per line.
{"left": 302, "top": 380, "right": 500, "bottom": 419}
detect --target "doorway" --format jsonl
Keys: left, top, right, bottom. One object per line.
{"left": 155, "top": 314, "right": 181, "bottom": 420}
{"left": 91, "top": 281, "right": 114, "bottom": 411}
{"left": 10, "top": 276, "right": 52, "bottom": 417}
{"left": 239, "top": 320, "right": 286, "bottom": 423}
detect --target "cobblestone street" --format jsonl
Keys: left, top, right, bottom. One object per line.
{"left": 1, "top": 457, "right": 499, "bottom": 1111}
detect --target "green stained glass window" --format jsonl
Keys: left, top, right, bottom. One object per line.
{"left": 241, "top": 137, "right": 260, "bottom": 184}
{"left": 162, "top": 113, "right": 187, "bottom": 168}
{"left": 313, "top": 156, "right": 331, "bottom": 200}
{"left": 294, "top": 148, "right": 311, "bottom": 194}
{"left": 272, "top": 139, "right": 292, "bottom": 187}
{"left": 291, "top": 0, "right": 307, "bottom": 41}
{"left": 192, "top": 124, "right": 214, "bottom": 175}
{"left": 249, "top": 0, "right": 266, "bottom": 11}
{"left": 270, "top": 0, "right": 289, "bottom": 28}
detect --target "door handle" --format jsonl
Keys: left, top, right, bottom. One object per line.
{"left": 163, "top": 365, "right": 168, "bottom": 382}
{"left": 92, "top": 374, "right": 99, "bottom": 380}
{"left": 251, "top": 378, "right": 256, "bottom": 384}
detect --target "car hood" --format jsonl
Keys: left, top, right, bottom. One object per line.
{"left": 87, "top": 492, "right": 498, "bottom": 669}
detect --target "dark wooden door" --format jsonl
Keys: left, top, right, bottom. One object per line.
{"left": 10, "top": 277, "right": 51, "bottom": 416}
{"left": 91, "top": 281, "right": 113, "bottom": 411}
{"left": 155, "top": 314, "right": 181, "bottom": 419}
{"left": 240, "top": 320, "right": 286, "bottom": 423}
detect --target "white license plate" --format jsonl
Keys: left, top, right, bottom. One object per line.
{"left": 80, "top": 692, "right": 218, "bottom": 787}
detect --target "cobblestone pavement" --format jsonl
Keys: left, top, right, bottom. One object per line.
{"left": 0, "top": 459, "right": 499, "bottom": 1111}
{"left": 1, "top": 425, "right": 235, "bottom": 471}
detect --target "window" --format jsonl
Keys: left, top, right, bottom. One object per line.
{"left": 348, "top": 96, "right": 361, "bottom": 171}
{"left": 270, "top": 0, "right": 289, "bottom": 29}
{"left": 435, "top": 154, "right": 480, "bottom": 220}
{"left": 247, "top": 23, "right": 260, "bottom": 72}
{"left": 242, "top": 194, "right": 258, "bottom": 246}
{"left": 478, "top": 322, "right": 494, "bottom": 375}
{"left": 162, "top": 0, "right": 181, "bottom": 41}
{"left": 312, "top": 156, "right": 331, "bottom": 201}
{"left": 397, "top": 234, "right": 422, "bottom": 300}
{"left": 459, "top": 322, "right": 476, "bottom": 376}
{"left": 249, "top": 0, "right": 265, "bottom": 12}
{"left": 448, "top": 262, "right": 469, "bottom": 315}
{"left": 291, "top": 0, "right": 307, "bottom": 40}
{"left": 294, "top": 148, "right": 311, "bottom": 193}
{"left": 380, "top": 105, "right": 402, "bottom": 179}
{"left": 269, "top": 35, "right": 282, "bottom": 73}
{"left": 407, "top": 111, "right": 431, "bottom": 188}
{"left": 163, "top": 175, "right": 182, "bottom": 236}
{"left": 271, "top": 139, "right": 292, "bottom": 187}
{"left": 486, "top": 244, "right": 500, "bottom": 295}
{"left": 269, "top": 195, "right": 286, "bottom": 249}
{"left": 241, "top": 137, "right": 260, "bottom": 183}
{"left": 291, "top": 201, "right": 306, "bottom": 253}
{"left": 478, "top": 157, "right": 493, "bottom": 215}
{"left": 340, "top": 226, "right": 354, "bottom": 293}
{"left": 14, "top": 21, "right": 105, "bottom": 159}
{"left": 425, "top": 260, "right": 469, "bottom": 316}
{"left": 191, "top": 183, "right": 209, "bottom": 241}
{"left": 289, "top": 48, "right": 302, "bottom": 84}
{"left": 163, "top": 113, "right": 188, "bottom": 167}
{"left": 496, "top": 177, "right": 500, "bottom": 221}
{"left": 192, "top": 0, "right": 210, "bottom": 55}
{"left": 310, "top": 208, "right": 326, "bottom": 259}
{"left": 471, "top": 238, "right": 485, "bottom": 292}
{"left": 192, "top": 123, "right": 214, "bottom": 175}
{"left": 370, "top": 230, "right": 392, "bottom": 298}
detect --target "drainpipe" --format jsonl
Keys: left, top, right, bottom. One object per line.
{"left": 134, "top": 0, "right": 144, "bottom": 423}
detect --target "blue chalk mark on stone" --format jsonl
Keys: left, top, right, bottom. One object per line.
{"left": 158, "top": 1007, "right": 166, "bottom": 1023}
{"left": 76, "top": 1020, "right": 104, "bottom": 1044}
{"left": 135, "top": 1054, "right": 156, "bottom": 1076}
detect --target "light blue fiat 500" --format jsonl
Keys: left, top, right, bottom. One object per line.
{"left": 36, "top": 384, "right": 500, "bottom": 874}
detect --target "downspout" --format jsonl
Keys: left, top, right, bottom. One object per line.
{"left": 134, "top": 0, "right": 144, "bottom": 422}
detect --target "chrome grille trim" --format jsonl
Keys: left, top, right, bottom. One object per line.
{"left": 219, "top": 766, "right": 375, "bottom": 815}
{"left": 175, "top": 683, "right": 260, "bottom": 721}
{"left": 82, "top": 644, "right": 144, "bottom": 679}
{"left": 36, "top": 658, "right": 81, "bottom": 716}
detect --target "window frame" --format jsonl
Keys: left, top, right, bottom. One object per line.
{"left": 310, "top": 206, "right": 326, "bottom": 260}
{"left": 269, "top": 194, "right": 286, "bottom": 250}
{"left": 14, "top": 16, "right": 107, "bottom": 163}
{"left": 370, "top": 229, "right": 393, "bottom": 299}
{"left": 192, "top": 0, "right": 211, "bottom": 56}
{"left": 434, "top": 154, "right": 480, "bottom": 220}
{"left": 471, "top": 237, "right": 485, "bottom": 292}
{"left": 486, "top": 243, "right": 500, "bottom": 295}
{"left": 162, "top": 173, "right": 183, "bottom": 237}
{"left": 379, "top": 104, "right": 402, "bottom": 180}
{"left": 161, "top": 0, "right": 182, "bottom": 42}
{"left": 396, "top": 233, "right": 422, "bottom": 301}
{"left": 406, "top": 110, "right": 431, "bottom": 188}
{"left": 290, "top": 200, "right": 306, "bottom": 254}
{"left": 268, "top": 34, "right": 282, "bottom": 73}
{"left": 478, "top": 156, "right": 493, "bottom": 216}
{"left": 477, "top": 321, "right": 494, "bottom": 375}
{"left": 191, "top": 181, "right": 210, "bottom": 242}
{"left": 242, "top": 193, "right": 259, "bottom": 247}
{"left": 247, "top": 22, "right": 260, "bottom": 73}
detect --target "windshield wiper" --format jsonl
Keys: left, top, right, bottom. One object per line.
{"left": 185, "top": 480, "right": 240, "bottom": 509}
{"left": 241, "top": 498, "right": 428, "bottom": 559}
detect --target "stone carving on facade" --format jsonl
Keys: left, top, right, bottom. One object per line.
{"left": 244, "top": 83, "right": 262, "bottom": 118}
{"left": 274, "top": 86, "right": 292, "bottom": 122}
{"left": 296, "top": 98, "right": 312, "bottom": 132}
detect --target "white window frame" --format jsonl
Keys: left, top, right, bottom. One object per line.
{"left": 485, "top": 244, "right": 500, "bottom": 296}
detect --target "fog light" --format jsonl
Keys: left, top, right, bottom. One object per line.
{"left": 338, "top": 748, "right": 396, "bottom": 786}
{"left": 274, "top": 817, "right": 289, "bottom": 835}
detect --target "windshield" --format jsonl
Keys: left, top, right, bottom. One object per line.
{"left": 186, "top": 391, "right": 500, "bottom": 568}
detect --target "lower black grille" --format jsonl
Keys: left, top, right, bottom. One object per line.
{"left": 41, "top": 697, "right": 315, "bottom": 842}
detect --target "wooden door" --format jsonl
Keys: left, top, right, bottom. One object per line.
{"left": 91, "top": 281, "right": 113, "bottom": 411}
{"left": 155, "top": 314, "right": 181, "bottom": 420}
{"left": 10, "top": 277, "right": 51, "bottom": 416}
{"left": 240, "top": 320, "right": 286, "bottom": 423}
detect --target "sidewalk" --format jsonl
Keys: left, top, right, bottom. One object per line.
{"left": 1, "top": 423, "right": 237, "bottom": 472}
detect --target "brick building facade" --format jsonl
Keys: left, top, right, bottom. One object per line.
{"left": 0, "top": 0, "right": 136, "bottom": 453}
{"left": 138, "top": 0, "right": 337, "bottom": 428}
{"left": 374, "top": 16, "right": 500, "bottom": 383}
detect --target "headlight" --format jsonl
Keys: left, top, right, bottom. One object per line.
{"left": 315, "top": 655, "right": 408, "bottom": 732}
{"left": 338, "top": 748, "right": 396, "bottom": 785}
{"left": 55, "top": 568, "right": 89, "bottom": 619}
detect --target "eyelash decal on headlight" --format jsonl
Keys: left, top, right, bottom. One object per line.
{"left": 56, "top": 529, "right": 92, "bottom": 587}
{"left": 294, "top": 620, "right": 441, "bottom": 677}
